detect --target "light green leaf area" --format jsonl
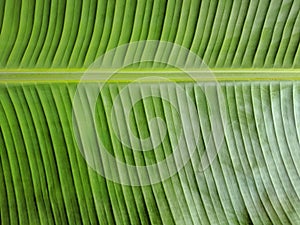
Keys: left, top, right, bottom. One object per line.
{"left": 1, "top": 79, "right": 300, "bottom": 224}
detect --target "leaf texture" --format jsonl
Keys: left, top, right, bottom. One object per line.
{"left": 0, "top": 0, "right": 300, "bottom": 225}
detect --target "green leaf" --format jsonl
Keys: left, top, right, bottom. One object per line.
{"left": 1, "top": 0, "right": 300, "bottom": 224}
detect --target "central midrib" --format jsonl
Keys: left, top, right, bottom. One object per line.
{"left": 0, "top": 68, "right": 300, "bottom": 83}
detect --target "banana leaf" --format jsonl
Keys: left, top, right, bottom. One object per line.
{"left": 0, "top": 0, "right": 300, "bottom": 224}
